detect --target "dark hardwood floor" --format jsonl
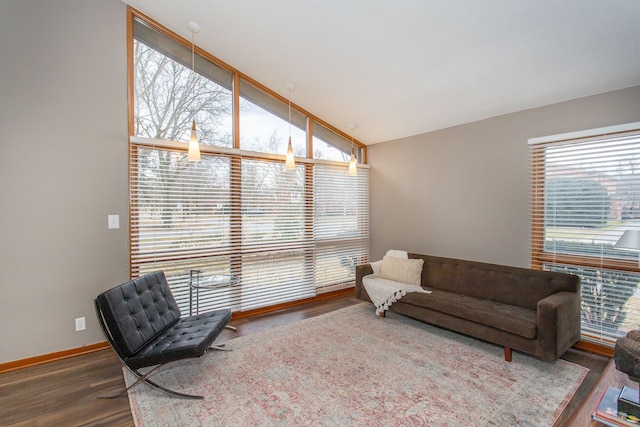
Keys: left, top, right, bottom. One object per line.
{"left": 0, "top": 294, "right": 614, "bottom": 426}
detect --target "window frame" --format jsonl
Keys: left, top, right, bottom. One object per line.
{"left": 127, "top": 7, "right": 369, "bottom": 314}
{"left": 127, "top": 7, "right": 366, "bottom": 159}
{"left": 529, "top": 122, "right": 640, "bottom": 348}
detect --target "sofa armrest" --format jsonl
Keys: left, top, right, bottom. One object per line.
{"left": 536, "top": 291, "right": 581, "bottom": 361}
{"left": 355, "top": 263, "right": 374, "bottom": 301}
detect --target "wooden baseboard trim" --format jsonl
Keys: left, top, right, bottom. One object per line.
{"left": 0, "top": 288, "right": 356, "bottom": 373}
{"left": 573, "top": 339, "right": 615, "bottom": 358}
{"left": 0, "top": 341, "right": 111, "bottom": 374}
{"left": 230, "top": 287, "right": 355, "bottom": 320}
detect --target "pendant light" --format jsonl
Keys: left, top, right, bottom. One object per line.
{"left": 187, "top": 20, "right": 201, "bottom": 162}
{"left": 348, "top": 123, "right": 358, "bottom": 177}
{"left": 285, "top": 83, "right": 296, "bottom": 170}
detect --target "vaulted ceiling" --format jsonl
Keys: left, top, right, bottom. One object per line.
{"left": 123, "top": 0, "right": 640, "bottom": 145}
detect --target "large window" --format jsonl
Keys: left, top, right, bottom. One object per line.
{"left": 129, "top": 12, "right": 368, "bottom": 314}
{"left": 529, "top": 123, "right": 640, "bottom": 345}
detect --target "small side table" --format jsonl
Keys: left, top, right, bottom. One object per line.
{"left": 189, "top": 269, "right": 239, "bottom": 315}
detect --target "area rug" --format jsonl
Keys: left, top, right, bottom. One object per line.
{"left": 125, "top": 303, "right": 588, "bottom": 426}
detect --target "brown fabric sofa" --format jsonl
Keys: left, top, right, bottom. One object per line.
{"left": 355, "top": 253, "right": 581, "bottom": 362}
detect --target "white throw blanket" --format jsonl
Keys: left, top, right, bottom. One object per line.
{"left": 363, "top": 275, "right": 431, "bottom": 316}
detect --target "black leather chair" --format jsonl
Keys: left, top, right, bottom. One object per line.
{"left": 95, "top": 271, "right": 233, "bottom": 399}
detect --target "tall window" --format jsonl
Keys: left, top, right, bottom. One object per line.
{"left": 529, "top": 123, "right": 640, "bottom": 346}
{"left": 129, "top": 13, "right": 368, "bottom": 314}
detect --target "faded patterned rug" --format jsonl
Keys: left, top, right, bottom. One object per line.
{"left": 125, "top": 303, "right": 587, "bottom": 426}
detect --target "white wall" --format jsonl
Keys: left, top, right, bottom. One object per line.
{"left": 369, "top": 86, "right": 640, "bottom": 267}
{"left": 0, "top": 0, "right": 129, "bottom": 364}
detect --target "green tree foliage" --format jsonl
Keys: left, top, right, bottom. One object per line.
{"left": 545, "top": 177, "right": 611, "bottom": 228}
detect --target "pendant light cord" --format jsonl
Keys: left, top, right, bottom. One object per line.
{"left": 191, "top": 30, "right": 195, "bottom": 74}
{"left": 288, "top": 92, "right": 292, "bottom": 139}
{"left": 186, "top": 20, "right": 201, "bottom": 161}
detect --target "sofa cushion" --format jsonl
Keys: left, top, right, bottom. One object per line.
{"left": 400, "top": 289, "right": 537, "bottom": 339}
{"left": 379, "top": 255, "right": 424, "bottom": 286}
{"left": 126, "top": 308, "right": 232, "bottom": 369}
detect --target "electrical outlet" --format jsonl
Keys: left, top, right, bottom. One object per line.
{"left": 75, "top": 317, "right": 86, "bottom": 332}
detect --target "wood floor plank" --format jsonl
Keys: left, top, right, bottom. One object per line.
{"left": 0, "top": 294, "right": 611, "bottom": 426}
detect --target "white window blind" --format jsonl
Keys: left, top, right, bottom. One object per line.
{"left": 314, "top": 164, "right": 370, "bottom": 290}
{"left": 130, "top": 143, "right": 369, "bottom": 314}
{"left": 237, "top": 158, "right": 315, "bottom": 312}
{"left": 529, "top": 124, "right": 640, "bottom": 345}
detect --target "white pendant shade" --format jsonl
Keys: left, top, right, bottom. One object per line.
{"left": 285, "top": 137, "right": 295, "bottom": 170}
{"left": 285, "top": 83, "right": 296, "bottom": 170}
{"left": 348, "top": 123, "right": 358, "bottom": 177}
{"left": 187, "top": 120, "right": 201, "bottom": 161}
{"left": 348, "top": 151, "right": 357, "bottom": 176}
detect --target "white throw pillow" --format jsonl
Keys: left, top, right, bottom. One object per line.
{"left": 379, "top": 255, "right": 424, "bottom": 286}
{"left": 386, "top": 249, "right": 408, "bottom": 259}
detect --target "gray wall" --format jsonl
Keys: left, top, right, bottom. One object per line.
{"left": 369, "top": 86, "right": 640, "bottom": 266}
{"left": 0, "top": 0, "right": 129, "bottom": 364}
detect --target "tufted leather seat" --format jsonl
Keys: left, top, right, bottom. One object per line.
{"left": 95, "top": 271, "right": 232, "bottom": 399}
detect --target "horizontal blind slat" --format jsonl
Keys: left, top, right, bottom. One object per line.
{"left": 529, "top": 127, "right": 640, "bottom": 345}
{"left": 131, "top": 143, "right": 369, "bottom": 314}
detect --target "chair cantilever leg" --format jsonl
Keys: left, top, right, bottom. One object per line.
{"left": 135, "top": 373, "right": 204, "bottom": 400}
{"left": 208, "top": 324, "right": 236, "bottom": 351}
{"left": 99, "top": 363, "right": 204, "bottom": 400}
{"left": 209, "top": 342, "right": 232, "bottom": 351}
{"left": 98, "top": 364, "right": 162, "bottom": 399}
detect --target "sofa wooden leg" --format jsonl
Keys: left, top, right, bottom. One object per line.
{"left": 380, "top": 311, "right": 385, "bottom": 318}
{"left": 504, "top": 346, "right": 512, "bottom": 362}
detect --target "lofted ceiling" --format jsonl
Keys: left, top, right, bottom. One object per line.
{"left": 123, "top": 0, "right": 640, "bottom": 145}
